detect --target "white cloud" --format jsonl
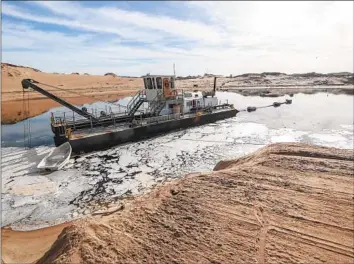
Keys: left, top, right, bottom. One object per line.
{"left": 2, "top": 1, "right": 353, "bottom": 76}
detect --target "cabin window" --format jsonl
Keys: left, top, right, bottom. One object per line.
{"left": 169, "top": 104, "right": 174, "bottom": 109}
{"left": 170, "top": 77, "right": 175, "bottom": 89}
{"left": 147, "top": 78, "right": 153, "bottom": 89}
{"left": 197, "top": 101, "right": 200, "bottom": 106}
{"left": 186, "top": 101, "right": 192, "bottom": 107}
{"left": 156, "top": 77, "right": 162, "bottom": 89}
{"left": 152, "top": 78, "right": 156, "bottom": 89}
{"left": 143, "top": 78, "right": 147, "bottom": 89}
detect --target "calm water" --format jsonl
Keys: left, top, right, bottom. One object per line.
{"left": 1, "top": 96, "right": 134, "bottom": 147}
{"left": 2, "top": 92, "right": 353, "bottom": 147}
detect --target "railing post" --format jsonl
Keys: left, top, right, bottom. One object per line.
{"left": 73, "top": 111, "right": 76, "bottom": 130}
{"left": 90, "top": 116, "right": 93, "bottom": 132}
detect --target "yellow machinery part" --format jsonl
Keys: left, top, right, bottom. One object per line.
{"left": 65, "top": 128, "right": 72, "bottom": 139}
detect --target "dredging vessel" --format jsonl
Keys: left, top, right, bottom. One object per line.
{"left": 22, "top": 76, "right": 237, "bottom": 154}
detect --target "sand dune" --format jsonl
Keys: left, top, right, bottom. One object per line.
{"left": 2, "top": 143, "right": 353, "bottom": 263}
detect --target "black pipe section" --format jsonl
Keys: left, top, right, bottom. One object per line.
{"left": 285, "top": 99, "right": 292, "bottom": 104}
{"left": 247, "top": 106, "right": 257, "bottom": 112}
{"left": 21, "top": 79, "right": 99, "bottom": 123}
{"left": 213, "top": 77, "right": 217, "bottom": 93}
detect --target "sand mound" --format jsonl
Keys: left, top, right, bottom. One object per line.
{"left": 34, "top": 143, "right": 354, "bottom": 264}
{"left": 1, "top": 62, "right": 41, "bottom": 72}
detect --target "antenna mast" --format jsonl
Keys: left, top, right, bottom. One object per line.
{"left": 173, "top": 63, "right": 176, "bottom": 77}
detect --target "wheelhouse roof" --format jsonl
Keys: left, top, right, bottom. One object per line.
{"left": 142, "top": 75, "right": 175, "bottom": 78}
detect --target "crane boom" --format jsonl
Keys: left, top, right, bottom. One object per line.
{"left": 21, "top": 79, "right": 99, "bottom": 122}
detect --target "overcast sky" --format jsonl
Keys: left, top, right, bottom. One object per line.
{"left": 2, "top": 1, "right": 353, "bottom": 76}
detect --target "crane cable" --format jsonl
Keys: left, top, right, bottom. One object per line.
{"left": 22, "top": 88, "right": 32, "bottom": 148}
{"left": 22, "top": 87, "right": 25, "bottom": 148}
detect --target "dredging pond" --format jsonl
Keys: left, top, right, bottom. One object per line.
{"left": 1, "top": 91, "right": 353, "bottom": 230}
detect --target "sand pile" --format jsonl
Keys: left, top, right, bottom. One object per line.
{"left": 22, "top": 143, "right": 353, "bottom": 264}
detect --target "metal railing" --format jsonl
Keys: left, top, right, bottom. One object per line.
{"left": 127, "top": 90, "right": 146, "bottom": 114}
{"left": 134, "top": 113, "right": 181, "bottom": 125}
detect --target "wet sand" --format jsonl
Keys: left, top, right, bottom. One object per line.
{"left": 1, "top": 222, "right": 71, "bottom": 264}
{"left": 2, "top": 143, "right": 353, "bottom": 263}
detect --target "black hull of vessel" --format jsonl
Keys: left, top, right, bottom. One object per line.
{"left": 55, "top": 109, "right": 237, "bottom": 154}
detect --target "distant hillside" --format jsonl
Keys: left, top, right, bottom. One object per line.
{"left": 1, "top": 62, "right": 42, "bottom": 73}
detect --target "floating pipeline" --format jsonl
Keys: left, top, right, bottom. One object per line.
{"left": 244, "top": 99, "right": 292, "bottom": 113}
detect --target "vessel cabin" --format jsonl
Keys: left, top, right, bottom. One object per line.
{"left": 142, "top": 75, "right": 218, "bottom": 116}
{"left": 182, "top": 91, "right": 218, "bottom": 113}
{"left": 143, "top": 75, "right": 176, "bottom": 101}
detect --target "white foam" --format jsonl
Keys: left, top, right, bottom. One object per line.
{"left": 232, "top": 122, "right": 269, "bottom": 139}
{"left": 12, "top": 196, "right": 40, "bottom": 208}
{"left": 107, "top": 172, "right": 126, "bottom": 179}
{"left": 270, "top": 128, "right": 308, "bottom": 143}
{"left": 1, "top": 153, "right": 25, "bottom": 163}
{"left": 309, "top": 133, "right": 347, "bottom": 143}
{"left": 340, "top": 124, "right": 354, "bottom": 131}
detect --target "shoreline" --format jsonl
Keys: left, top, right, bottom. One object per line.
{"left": 1, "top": 222, "right": 72, "bottom": 264}
{"left": 2, "top": 85, "right": 353, "bottom": 125}
{"left": 220, "top": 85, "right": 354, "bottom": 97}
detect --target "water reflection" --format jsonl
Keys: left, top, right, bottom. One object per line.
{"left": 2, "top": 92, "right": 353, "bottom": 148}
{"left": 1, "top": 97, "right": 133, "bottom": 147}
